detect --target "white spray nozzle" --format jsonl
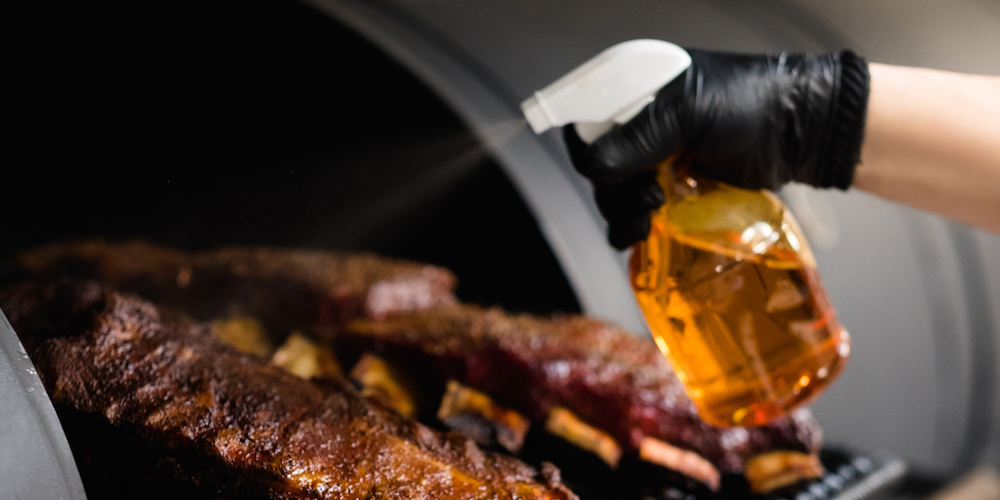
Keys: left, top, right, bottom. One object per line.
{"left": 520, "top": 39, "right": 691, "bottom": 144}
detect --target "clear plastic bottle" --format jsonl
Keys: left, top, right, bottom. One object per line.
{"left": 630, "top": 164, "right": 850, "bottom": 428}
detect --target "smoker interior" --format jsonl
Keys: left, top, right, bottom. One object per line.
{"left": 7, "top": 0, "right": 579, "bottom": 317}
{"left": 7, "top": 0, "right": 914, "bottom": 498}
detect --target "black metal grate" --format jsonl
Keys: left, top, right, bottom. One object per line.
{"left": 520, "top": 429, "right": 907, "bottom": 500}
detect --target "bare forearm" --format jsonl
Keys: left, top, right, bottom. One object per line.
{"left": 854, "top": 63, "right": 1000, "bottom": 234}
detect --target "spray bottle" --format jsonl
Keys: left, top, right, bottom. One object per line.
{"left": 521, "top": 40, "right": 850, "bottom": 428}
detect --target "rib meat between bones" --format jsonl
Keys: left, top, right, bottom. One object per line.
{"left": 1, "top": 281, "right": 576, "bottom": 500}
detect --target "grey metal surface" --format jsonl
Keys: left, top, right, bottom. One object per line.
{"left": 299, "top": 0, "right": 1000, "bottom": 478}
{"left": 0, "top": 308, "right": 88, "bottom": 500}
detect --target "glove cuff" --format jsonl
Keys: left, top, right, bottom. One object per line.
{"left": 821, "top": 50, "right": 870, "bottom": 190}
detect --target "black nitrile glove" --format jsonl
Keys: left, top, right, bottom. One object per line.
{"left": 565, "top": 48, "right": 870, "bottom": 250}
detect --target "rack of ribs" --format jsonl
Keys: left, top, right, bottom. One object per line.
{"left": 341, "top": 305, "right": 825, "bottom": 492}
{"left": 4, "top": 239, "right": 825, "bottom": 494}
{"left": 7, "top": 239, "right": 457, "bottom": 339}
{"left": 0, "top": 280, "right": 576, "bottom": 500}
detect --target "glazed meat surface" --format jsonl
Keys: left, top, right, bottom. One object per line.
{"left": 1, "top": 281, "right": 576, "bottom": 500}
{"left": 343, "top": 304, "right": 823, "bottom": 475}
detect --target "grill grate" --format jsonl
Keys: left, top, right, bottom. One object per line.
{"left": 519, "top": 429, "right": 907, "bottom": 500}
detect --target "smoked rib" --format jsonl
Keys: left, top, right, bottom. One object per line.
{"left": 1, "top": 281, "right": 576, "bottom": 500}
{"left": 342, "top": 304, "right": 823, "bottom": 477}
{"left": 8, "top": 239, "right": 457, "bottom": 336}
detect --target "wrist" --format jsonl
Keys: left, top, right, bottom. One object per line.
{"left": 819, "top": 50, "right": 870, "bottom": 190}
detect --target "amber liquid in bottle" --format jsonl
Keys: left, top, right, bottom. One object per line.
{"left": 631, "top": 165, "right": 850, "bottom": 428}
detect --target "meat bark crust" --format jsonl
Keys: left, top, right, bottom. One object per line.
{"left": 343, "top": 305, "right": 823, "bottom": 475}
{"left": 3, "top": 281, "right": 576, "bottom": 500}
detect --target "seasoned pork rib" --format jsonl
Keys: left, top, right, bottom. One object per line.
{"left": 1, "top": 281, "right": 576, "bottom": 500}
{"left": 9, "top": 239, "right": 457, "bottom": 337}
{"left": 342, "top": 305, "right": 824, "bottom": 487}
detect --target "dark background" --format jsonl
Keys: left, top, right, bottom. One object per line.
{"left": 6, "top": 0, "right": 581, "bottom": 315}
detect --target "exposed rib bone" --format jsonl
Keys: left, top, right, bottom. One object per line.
{"left": 270, "top": 331, "right": 343, "bottom": 380}
{"left": 210, "top": 316, "right": 274, "bottom": 358}
{"left": 437, "top": 380, "right": 531, "bottom": 454}
{"left": 743, "top": 450, "right": 824, "bottom": 493}
{"left": 349, "top": 352, "right": 418, "bottom": 417}
{"left": 639, "top": 437, "right": 721, "bottom": 491}
{"left": 545, "top": 407, "right": 622, "bottom": 469}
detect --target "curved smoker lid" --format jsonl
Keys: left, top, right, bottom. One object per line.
{"left": 0, "top": 308, "right": 87, "bottom": 500}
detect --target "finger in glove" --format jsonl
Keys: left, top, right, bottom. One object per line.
{"left": 594, "top": 172, "right": 664, "bottom": 250}
{"left": 608, "top": 212, "right": 652, "bottom": 251}
{"left": 592, "top": 172, "right": 664, "bottom": 220}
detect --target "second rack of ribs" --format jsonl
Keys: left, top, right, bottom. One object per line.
{"left": 341, "top": 305, "right": 822, "bottom": 477}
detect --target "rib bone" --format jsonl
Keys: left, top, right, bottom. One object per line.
{"left": 545, "top": 407, "right": 622, "bottom": 469}
{"left": 437, "top": 379, "right": 532, "bottom": 454}
{"left": 639, "top": 437, "right": 721, "bottom": 491}
{"left": 270, "top": 331, "right": 343, "bottom": 380}
{"left": 349, "top": 352, "right": 419, "bottom": 418}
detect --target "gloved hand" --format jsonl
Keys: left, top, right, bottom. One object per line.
{"left": 564, "top": 48, "right": 870, "bottom": 250}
